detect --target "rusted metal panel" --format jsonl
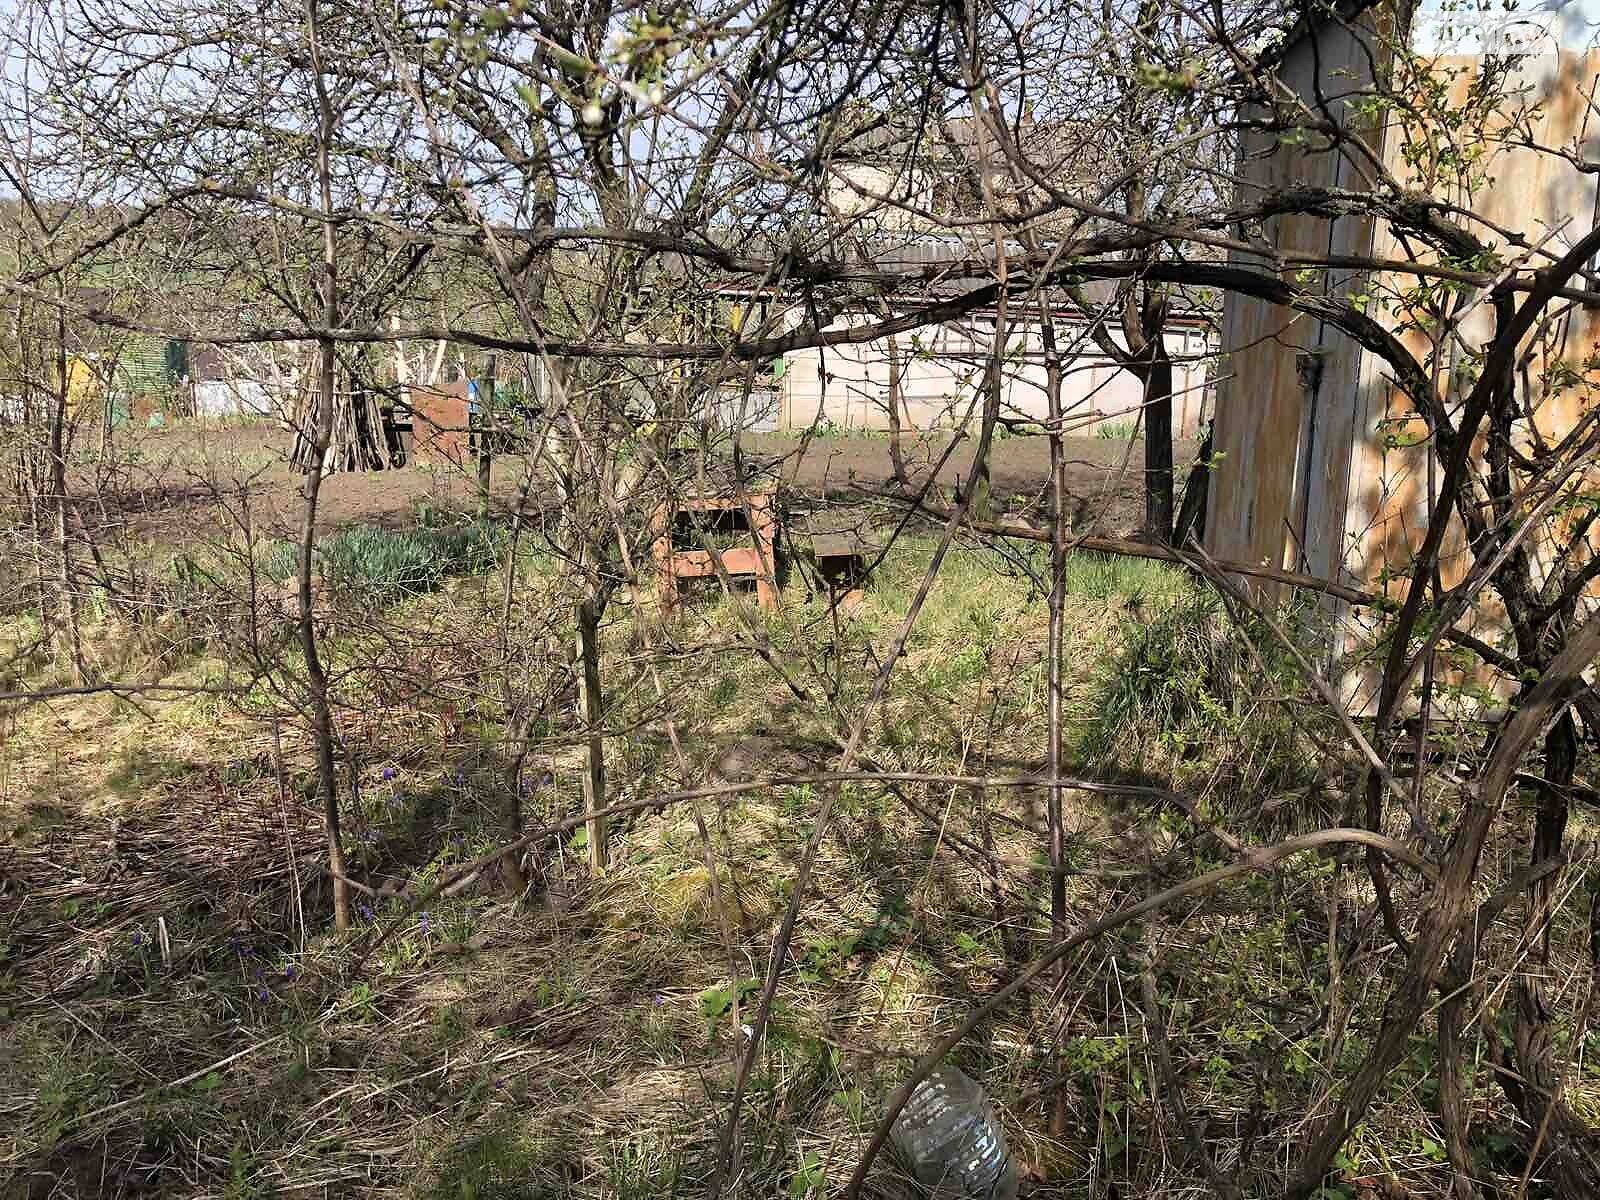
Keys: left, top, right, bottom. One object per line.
{"left": 405, "top": 380, "right": 472, "bottom": 467}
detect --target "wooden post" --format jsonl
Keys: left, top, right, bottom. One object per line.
{"left": 477, "top": 354, "right": 495, "bottom": 519}
{"left": 750, "top": 488, "right": 779, "bottom": 611}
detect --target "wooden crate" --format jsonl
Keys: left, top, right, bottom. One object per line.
{"left": 809, "top": 531, "right": 870, "bottom": 611}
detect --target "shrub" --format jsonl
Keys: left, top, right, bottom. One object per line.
{"left": 1081, "top": 590, "right": 1237, "bottom": 766}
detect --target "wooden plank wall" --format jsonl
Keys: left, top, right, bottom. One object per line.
{"left": 1337, "top": 45, "right": 1600, "bottom": 708}
{"left": 1206, "top": 10, "right": 1390, "bottom": 594}
{"left": 1206, "top": 5, "right": 1600, "bottom": 709}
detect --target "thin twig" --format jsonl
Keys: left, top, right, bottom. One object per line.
{"left": 839, "top": 827, "right": 1434, "bottom": 1199}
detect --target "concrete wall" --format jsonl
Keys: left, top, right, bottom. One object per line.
{"left": 193, "top": 379, "right": 274, "bottom": 418}
{"left": 779, "top": 314, "right": 1216, "bottom": 435}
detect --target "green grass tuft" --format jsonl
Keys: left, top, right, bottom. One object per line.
{"left": 264, "top": 522, "right": 502, "bottom": 603}
{"left": 1060, "top": 550, "right": 1186, "bottom": 603}
{"left": 1081, "top": 589, "right": 1242, "bottom": 767}
{"left": 1093, "top": 419, "right": 1139, "bottom": 439}
{"left": 426, "top": 1119, "right": 551, "bottom": 1200}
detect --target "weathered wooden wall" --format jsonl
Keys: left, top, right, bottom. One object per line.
{"left": 1340, "top": 46, "right": 1600, "bottom": 707}
{"left": 1206, "top": 5, "right": 1600, "bottom": 709}
{"left": 1206, "top": 7, "right": 1393, "bottom": 590}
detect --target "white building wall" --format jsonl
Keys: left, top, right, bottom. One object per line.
{"left": 780, "top": 316, "right": 1215, "bottom": 435}
{"left": 193, "top": 378, "right": 275, "bottom": 418}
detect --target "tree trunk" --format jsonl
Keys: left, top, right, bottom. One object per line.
{"left": 1172, "top": 420, "right": 1212, "bottom": 547}
{"left": 886, "top": 333, "right": 909, "bottom": 488}
{"left": 1143, "top": 335, "right": 1174, "bottom": 545}
{"left": 301, "top": 339, "right": 350, "bottom": 930}
{"left": 304, "top": 0, "right": 350, "bottom": 930}
{"left": 500, "top": 710, "right": 531, "bottom": 895}
{"left": 1043, "top": 307, "right": 1069, "bottom": 1137}
{"left": 1503, "top": 975, "right": 1600, "bottom": 1197}
{"left": 1531, "top": 711, "right": 1576, "bottom": 962}
{"left": 478, "top": 353, "right": 494, "bottom": 519}
{"left": 575, "top": 596, "right": 607, "bottom": 872}
{"left": 51, "top": 294, "right": 85, "bottom": 682}
{"left": 1437, "top": 933, "right": 1481, "bottom": 1200}
{"left": 1493, "top": 712, "right": 1600, "bottom": 1197}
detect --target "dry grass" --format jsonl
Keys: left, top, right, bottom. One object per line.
{"left": 1, "top": 523, "right": 1595, "bottom": 1200}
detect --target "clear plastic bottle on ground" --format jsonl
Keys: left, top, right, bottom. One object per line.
{"left": 889, "top": 1063, "right": 1019, "bottom": 1199}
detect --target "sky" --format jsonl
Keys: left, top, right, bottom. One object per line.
{"left": 1411, "top": 0, "right": 1600, "bottom": 54}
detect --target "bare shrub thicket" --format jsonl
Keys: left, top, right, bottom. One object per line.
{"left": 2, "top": 0, "right": 1599, "bottom": 1197}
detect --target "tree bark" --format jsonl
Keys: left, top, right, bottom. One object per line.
{"left": 1142, "top": 322, "right": 1174, "bottom": 545}
{"left": 1043, "top": 306, "right": 1069, "bottom": 1137}
{"left": 51, "top": 287, "right": 85, "bottom": 682}
{"left": 1173, "top": 420, "right": 1212, "bottom": 547}
{"left": 1437, "top": 933, "right": 1481, "bottom": 1200}
{"left": 1531, "top": 712, "right": 1576, "bottom": 962}
{"left": 886, "top": 332, "right": 909, "bottom": 488}
{"left": 1495, "top": 712, "right": 1600, "bottom": 1198}
{"left": 477, "top": 352, "right": 494, "bottom": 519}
{"left": 304, "top": 0, "right": 350, "bottom": 930}
{"left": 575, "top": 596, "right": 607, "bottom": 872}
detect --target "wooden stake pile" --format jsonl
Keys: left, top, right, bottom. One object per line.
{"left": 287, "top": 367, "right": 402, "bottom": 474}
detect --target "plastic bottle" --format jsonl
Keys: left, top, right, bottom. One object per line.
{"left": 889, "top": 1064, "right": 1019, "bottom": 1199}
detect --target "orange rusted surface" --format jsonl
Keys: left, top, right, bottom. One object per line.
{"left": 669, "top": 547, "right": 764, "bottom": 577}
{"left": 406, "top": 381, "right": 472, "bottom": 468}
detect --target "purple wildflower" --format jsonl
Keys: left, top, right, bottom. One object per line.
{"left": 381, "top": 767, "right": 398, "bottom": 781}
{"left": 419, "top": 911, "right": 431, "bottom": 934}
{"left": 258, "top": 988, "right": 270, "bottom": 1003}
{"left": 284, "top": 965, "right": 297, "bottom": 981}
{"left": 357, "top": 902, "right": 374, "bottom": 922}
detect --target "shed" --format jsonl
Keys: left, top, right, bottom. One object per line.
{"left": 1203, "top": 0, "right": 1600, "bottom": 708}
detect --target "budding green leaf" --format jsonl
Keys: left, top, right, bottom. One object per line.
{"left": 549, "top": 45, "right": 595, "bottom": 78}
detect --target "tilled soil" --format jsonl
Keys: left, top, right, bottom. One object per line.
{"left": 76, "top": 423, "right": 1195, "bottom": 544}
